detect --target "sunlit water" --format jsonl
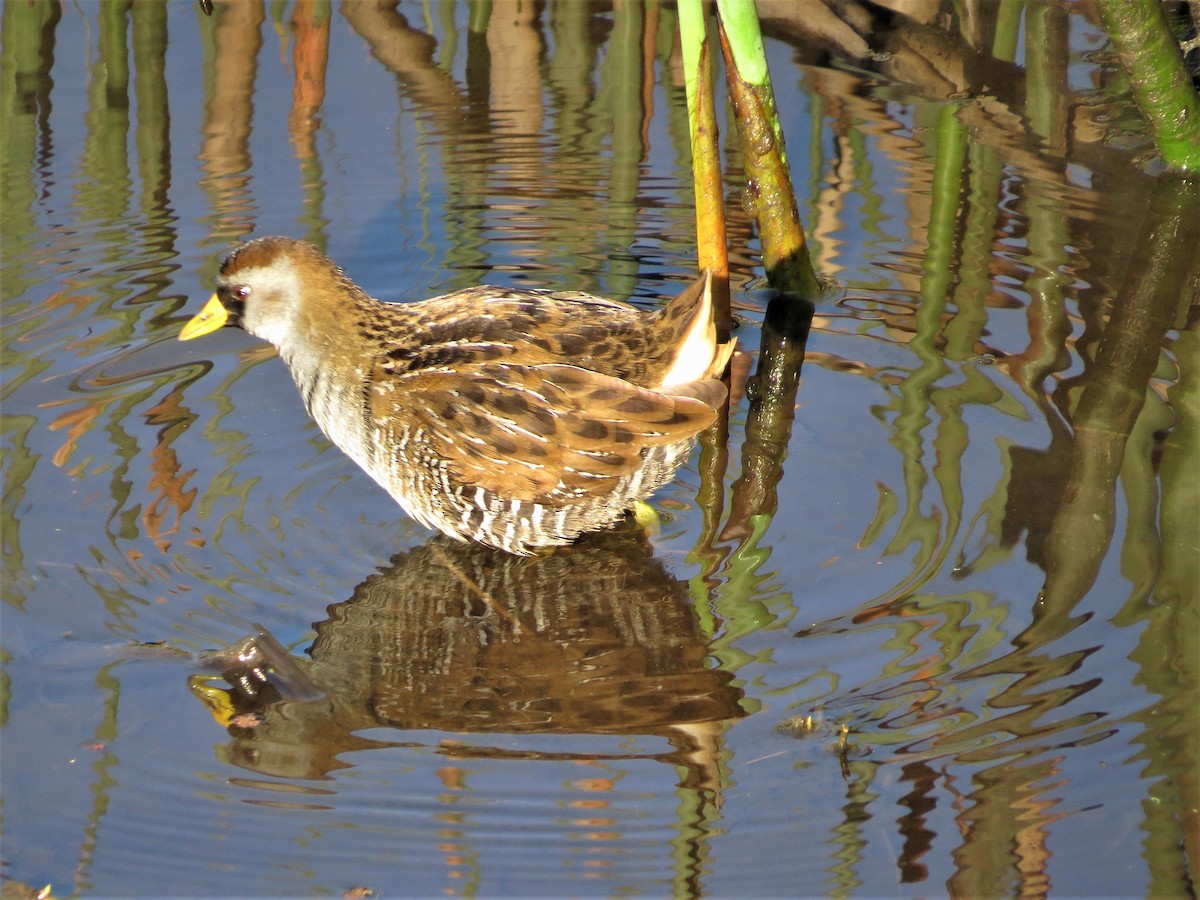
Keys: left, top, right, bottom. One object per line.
{"left": 2, "top": 2, "right": 1196, "bottom": 897}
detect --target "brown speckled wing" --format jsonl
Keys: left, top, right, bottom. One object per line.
{"left": 369, "top": 362, "right": 720, "bottom": 502}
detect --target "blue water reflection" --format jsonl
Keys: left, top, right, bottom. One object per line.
{"left": 1, "top": 1, "right": 1195, "bottom": 897}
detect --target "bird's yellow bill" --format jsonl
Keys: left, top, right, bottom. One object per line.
{"left": 187, "top": 675, "right": 237, "bottom": 727}
{"left": 179, "top": 294, "right": 228, "bottom": 341}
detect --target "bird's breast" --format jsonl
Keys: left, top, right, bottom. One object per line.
{"left": 289, "top": 362, "right": 376, "bottom": 470}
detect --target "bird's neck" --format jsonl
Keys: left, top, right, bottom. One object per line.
{"left": 275, "top": 293, "right": 414, "bottom": 466}
{"left": 272, "top": 288, "right": 384, "bottom": 376}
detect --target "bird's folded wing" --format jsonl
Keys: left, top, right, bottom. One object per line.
{"left": 369, "top": 362, "right": 722, "bottom": 502}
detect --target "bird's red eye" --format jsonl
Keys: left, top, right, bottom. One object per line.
{"left": 234, "top": 285, "right": 250, "bottom": 300}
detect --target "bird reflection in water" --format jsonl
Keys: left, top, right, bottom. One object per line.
{"left": 190, "top": 520, "right": 744, "bottom": 797}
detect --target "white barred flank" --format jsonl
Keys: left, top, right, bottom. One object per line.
{"left": 290, "top": 347, "right": 703, "bottom": 554}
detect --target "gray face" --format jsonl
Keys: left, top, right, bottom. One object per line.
{"left": 216, "top": 256, "right": 304, "bottom": 349}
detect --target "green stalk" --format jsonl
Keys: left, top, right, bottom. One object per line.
{"left": 714, "top": 1, "right": 819, "bottom": 297}
{"left": 467, "top": 0, "right": 490, "bottom": 34}
{"left": 1094, "top": 0, "right": 1200, "bottom": 170}
{"left": 678, "top": 0, "right": 731, "bottom": 327}
{"left": 713, "top": 0, "right": 768, "bottom": 94}
{"left": 679, "top": 2, "right": 734, "bottom": 585}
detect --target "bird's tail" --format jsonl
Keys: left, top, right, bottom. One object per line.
{"left": 655, "top": 269, "right": 736, "bottom": 387}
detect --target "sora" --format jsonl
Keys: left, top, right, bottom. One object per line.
{"left": 180, "top": 237, "right": 733, "bottom": 555}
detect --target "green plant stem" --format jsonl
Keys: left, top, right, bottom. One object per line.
{"left": 715, "top": 9, "right": 819, "bottom": 297}
{"left": 679, "top": 0, "right": 731, "bottom": 328}
{"left": 1094, "top": 0, "right": 1200, "bottom": 170}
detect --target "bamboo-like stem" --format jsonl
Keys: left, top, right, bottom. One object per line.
{"left": 715, "top": 3, "right": 819, "bottom": 297}
{"left": 1094, "top": 0, "right": 1200, "bottom": 170}
{"left": 679, "top": 0, "right": 732, "bottom": 329}
{"left": 467, "top": 0, "right": 491, "bottom": 34}
{"left": 679, "top": 1, "right": 734, "bottom": 585}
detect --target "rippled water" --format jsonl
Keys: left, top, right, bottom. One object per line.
{"left": 2, "top": 1, "right": 1197, "bottom": 897}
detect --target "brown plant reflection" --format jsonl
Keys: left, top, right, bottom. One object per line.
{"left": 721, "top": 293, "right": 813, "bottom": 545}
{"left": 198, "top": 0, "right": 264, "bottom": 245}
{"left": 1036, "top": 174, "right": 1198, "bottom": 612}
{"left": 342, "top": 0, "right": 696, "bottom": 297}
{"left": 289, "top": 0, "right": 332, "bottom": 244}
{"left": 770, "top": 4, "right": 1197, "bottom": 894}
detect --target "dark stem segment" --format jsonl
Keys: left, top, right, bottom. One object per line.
{"left": 721, "top": 295, "right": 813, "bottom": 542}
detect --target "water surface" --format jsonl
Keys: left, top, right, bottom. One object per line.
{"left": 2, "top": 1, "right": 1196, "bottom": 896}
